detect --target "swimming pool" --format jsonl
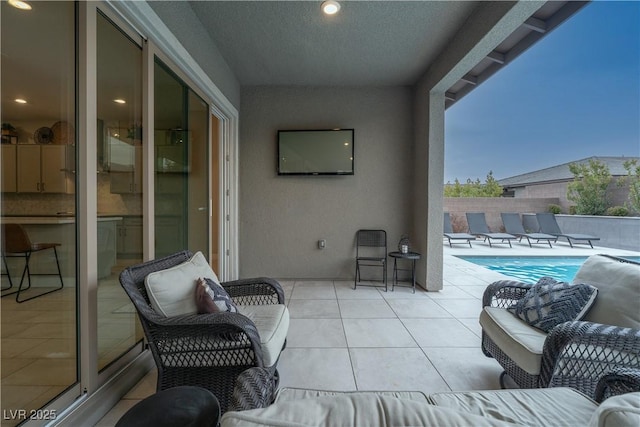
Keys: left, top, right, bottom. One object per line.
{"left": 457, "top": 256, "right": 640, "bottom": 283}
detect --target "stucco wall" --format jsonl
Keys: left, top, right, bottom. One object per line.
{"left": 444, "top": 197, "right": 560, "bottom": 232}
{"left": 239, "top": 86, "right": 413, "bottom": 279}
{"left": 147, "top": 2, "right": 241, "bottom": 108}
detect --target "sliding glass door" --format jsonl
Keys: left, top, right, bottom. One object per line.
{"left": 1, "top": 2, "right": 78, "bottom": 424}
{"left": 95, "top": 11, "right": 144, "bottom": 371}
{"left": 154, "top": 60, "right": 209, "bottom": 259}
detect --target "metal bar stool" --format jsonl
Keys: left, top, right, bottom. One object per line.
{"left": 1, "top": 223, "right": 64, "bottom": 303}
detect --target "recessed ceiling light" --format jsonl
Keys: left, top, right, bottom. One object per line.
{"left": 8, "top": 0, "right": 32, "bottom": 10}
{"left": 321, "top": 0, "right": 340, "bottom": 15}
{"left": 113, "top": 99, "right": 126, "bottom": 104}
{"left": 15, "top": 98, "right": 27, "bottom": 104}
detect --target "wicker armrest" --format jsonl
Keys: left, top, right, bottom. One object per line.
{"left": 540, "top": 321, "right": 640, "bottom": 399}
{"left": 482, "top": 279, "right": 531, "bottom": 308}
{"left": 148, "top": 312, "right": 265, "bottom": 365}
{"left": 230, "top": 367, "right": 278, "bottom": 411}
{"left": 594, "top": 368, "right": 640, "bottom": 403}
{"left": 222, "top": 277, "right": 285, "bottom": 305}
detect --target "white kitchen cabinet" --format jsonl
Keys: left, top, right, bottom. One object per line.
{"left": 16, "top": 144, "right": 72, "bottom": 193}
{"left": 1, "top": 145, "right": 17, "bottom": 192}
{"left": 110, "top": 145, "right": 142, "bottom": 193}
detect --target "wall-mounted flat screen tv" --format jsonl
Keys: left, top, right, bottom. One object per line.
{"left": 277, "top": 129, "right": 354, "bottom": 175}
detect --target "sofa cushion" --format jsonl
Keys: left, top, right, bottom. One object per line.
{"left": 145, "top": 251, "right": 219, "bottom": 317}
{"left": 429, "top": 387, "right": 597, "bottom": 427}
{"left": 236, "top": 304, "right": 289, "bottom": 368}
{"left": 588, "top": 392, "right": 640, "bottom": 427}
{"left": 480, "top": 307, "right": 547, "bottom": 375}
{"left": 574, "top": 255, "right": 640, "bottom": 328}
{"left": 275, "top": 388, "right": 430, "bottom": 404}
{"left": 220, "top": 394, "right": 523, "bottom": 427}
{"left": 508, "top": 277, "right": 597, "bottom": 332}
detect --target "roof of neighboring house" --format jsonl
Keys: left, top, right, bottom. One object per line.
{"left": 498, "top": 156, "right": 639, "bottom": 187}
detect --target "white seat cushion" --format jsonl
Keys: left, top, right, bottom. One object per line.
{"left": 237, "top": 304, "right": 289, "bottom": 368}
{"left": 220, "top": 394, "right": 523, "bottom": 427}
{"left": 275, "top": 388, "right": 430, "bottom": 404}
{"left": 480, "top": 307, "right": 547, "bottom": 375}
{"left": 430, "top": 387, "right": 597, "bottom": 426}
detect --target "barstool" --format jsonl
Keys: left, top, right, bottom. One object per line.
{"left": 1, "top": 223, "right": 64, "bottom": 303}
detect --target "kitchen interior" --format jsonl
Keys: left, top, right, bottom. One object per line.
{"left": 1, "top": 2, "right": 215, "bottom": 423}
{"left": 1, "top": 4, "right": 146, "bottom": 422}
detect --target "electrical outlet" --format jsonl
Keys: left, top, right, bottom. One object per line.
{"left": 318, "top": 239, "right": 326, "bottom": 249}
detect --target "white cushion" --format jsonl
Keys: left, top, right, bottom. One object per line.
{"left": 588, "top": 392, "right": 640, "bottom": 427}
{"left": 480, "top": 307, "right": 547, "bottom": 375}
{"left": 430, "top": 387, "right": 597, "bottom": 426}
{"left": 574, "top": 255, "right": 640, "bottom": 328}
{"left": 220, "top": 394, "right": 522, "bottom": 427}
{"left": 145, "top": 252, "right": 219, "bottom": 317}
{"left": 237, "top": 304, "right": 289, "bottom": 367}
{"left": 275, "top": 388, "right": 430, "bottom": 404}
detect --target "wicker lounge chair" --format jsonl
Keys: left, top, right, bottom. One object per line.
{"left": 443, "top": 213, "right": 475, "bottom": 248}
{"left": 480, "top": 254, "right": 640, "bottom": 400}
{"left": 119, "top": 250, "right": 288, "bottom": 413}
{"left": 535, "top": 212, "right": 600, "bottom": 248}
{"left": 500, "top": 213, "right": 556, "bottom": 248}
{"left": 466, "top": 212, "right": 517, "bottom": 248}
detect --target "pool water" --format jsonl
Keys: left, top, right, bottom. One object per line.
{"left": 458, "top": 256, "right": 640, "bottom": 284}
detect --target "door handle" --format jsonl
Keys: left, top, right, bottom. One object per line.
{"left": 197, "top": 207, "right": 207, "bottom": 211}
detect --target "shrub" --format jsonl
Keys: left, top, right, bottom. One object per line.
{"left": 569, "top": 206, "right": 577, "bottom": 215}
{"left": 444, "top": 171, "right": 503, "bottom": 197}
{"left": 449, "top": 213, "right": 467, "bottom": 233}
{"left": 618, "top": 159, "right": 640, "bottom": 214}
{"left": 566, "top": 159, "right": 612, "bottom": 215}
{"left": 548, "top": 204, "right": 562, "bottom": 214}
{"left": 605, "top": 206, "right": 629, "bottom": 217}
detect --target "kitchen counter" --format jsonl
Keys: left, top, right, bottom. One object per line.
{"left": 2, "top": 215, "right": 123, "bottom": 224}
{"left": 1, "top": 216, "right": 123, "bottom": 280}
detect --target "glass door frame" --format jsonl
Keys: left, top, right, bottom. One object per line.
{"left": 20, "top": 0, "right": 239, "bottom": 422}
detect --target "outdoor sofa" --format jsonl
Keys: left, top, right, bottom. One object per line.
{"left": 480, "top": 254, "right": 640, "bottom": 399}
{"left": 216, "top": 366, "right": 640, "bottom": 426}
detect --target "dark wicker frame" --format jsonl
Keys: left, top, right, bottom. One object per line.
{"left": 594, "top": 368, "right": 640, "bottom": 403}
{"left": 119, "top": 250, "right": 286, "bottom": 413}
{"left": 481, "top": 257, "right": 640, "bottom": 400}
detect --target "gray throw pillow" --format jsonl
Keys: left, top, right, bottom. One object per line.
{"left": 508, "top": 276, "right": 598, "bottom": 332}
{"left": 196, "top": 277, "right": 238, "bottom": 314}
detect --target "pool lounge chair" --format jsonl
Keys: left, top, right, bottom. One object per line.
{"left": 443, "top": 213, "right": 475, "bottom": 248}
{"left": 536, "top": 212, "right": 600, "bottom": 248}
{"left": 466, "top": 212, "right": 517, "bottom": 248}
{"left": 500, "top": 212, "right": 557, "bottom": 248}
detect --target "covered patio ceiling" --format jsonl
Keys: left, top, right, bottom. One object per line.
{"left": 173, "top": 1, "right": 588, "bottom": 107}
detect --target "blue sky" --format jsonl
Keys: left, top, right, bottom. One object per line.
{"left": 444, "top": 1, "right": 640, "bottom": 183}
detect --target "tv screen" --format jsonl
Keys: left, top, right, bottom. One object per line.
{"left": 277, "top": 129, "right": 354, "bottom": 175}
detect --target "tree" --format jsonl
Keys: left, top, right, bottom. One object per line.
{"left": 619, "top": 159, "right": 640, "bottom": 213}
{"left": 566, "top": 159, "right": 612, "bottom": 215}
{"left": 444, "top": 171, "right": 503, "bottom": 197}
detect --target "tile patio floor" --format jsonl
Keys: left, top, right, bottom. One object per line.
{"left": 96, "top": 241, "right": 639, "bottom": 425}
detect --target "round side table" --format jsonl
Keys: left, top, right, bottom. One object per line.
{"left": 388, "top": 251, "right": 421, "bottom": 293}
